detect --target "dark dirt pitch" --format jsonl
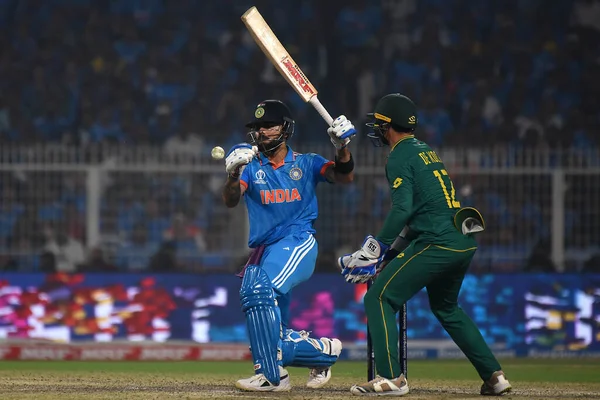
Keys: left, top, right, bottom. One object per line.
{"left": 1, "top": 360, "right": 599, "bottom": 399}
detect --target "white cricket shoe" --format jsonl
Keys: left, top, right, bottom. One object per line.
{"left": 306, "top": 338, "right": 343, "bottom": 389}
{"left": 350, "top": 374, "right": 409, "bottom": 396}
{"left": 480, "top": 371, "right": 512, "bottom": 396}
{"left": 235, "top": 366, "right": 291, "bottom": 392}
{"left": 307, "top": 367, "right": 332, "bottom": 389}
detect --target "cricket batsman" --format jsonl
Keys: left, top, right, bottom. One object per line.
{"left": 338, "top": 94, "right": 512, "bottom": 396}
{"left": 221, "top": 99, "right": 356, "bottom": 391}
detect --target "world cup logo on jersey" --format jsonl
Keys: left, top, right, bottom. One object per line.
{"left": 254, "top": 170, "right": 267, "bottom": 184}
{"left": 289, "top": 167, "right": 303, "bottom": 180}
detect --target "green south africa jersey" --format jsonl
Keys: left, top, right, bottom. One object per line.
{"left": 376, "top": 136, "right": 466, "bottom": 246}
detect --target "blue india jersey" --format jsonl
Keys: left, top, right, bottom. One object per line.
{"left": 240, "top": 146, "right": 333, "bottom": 247}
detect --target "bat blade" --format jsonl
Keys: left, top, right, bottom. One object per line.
{"left": 241, "top": 6, "right": 318, "bottom": 103}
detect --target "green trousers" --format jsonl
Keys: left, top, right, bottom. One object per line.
{"left": 364, "top": 238, "right": 501, "bottom": 381}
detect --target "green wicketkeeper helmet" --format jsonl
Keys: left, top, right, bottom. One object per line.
{"left": 366, "top": 94, "right": 418, "bottom": 146}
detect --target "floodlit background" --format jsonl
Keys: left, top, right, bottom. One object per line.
{"left": 0, "top": 0, "right": 599, "bottom": 360}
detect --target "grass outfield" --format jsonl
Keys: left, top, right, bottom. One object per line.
{"left": 0, "top": 359, "right": 599, "bottom": 399}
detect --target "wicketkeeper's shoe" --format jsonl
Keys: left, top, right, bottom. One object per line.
{"left": 480, "top": 371, "right": 512, "bottom": 396}
{"left": 306, "top": 338, "right": 343, "bottom": 389}
{"left": 350, "top": 374, "right": 409, "bottom": 396}
{"left": 235, "top": 366, "right": 291, "bottom": 392}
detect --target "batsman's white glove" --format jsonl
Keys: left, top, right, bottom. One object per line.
{"left": 328, "top": 115, "right": 356, "bottom": 150}
{"left": 225, "top": 143, "right": 258, "bottom": 177}
{"left": 338, "top": 235, "right": 389, "bottom": 284}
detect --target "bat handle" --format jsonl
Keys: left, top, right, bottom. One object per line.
{"left": 308, "top": 96, "right": 334, "bottom": 126}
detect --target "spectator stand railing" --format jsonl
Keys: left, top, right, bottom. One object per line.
{"left": 0, "top": 145, "right": 598, "bottom": 273}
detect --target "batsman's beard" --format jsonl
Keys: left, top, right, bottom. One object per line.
{"left": 250, "top": 132, "right": 285, "bottom": 156}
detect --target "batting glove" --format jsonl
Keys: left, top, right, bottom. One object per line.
{"left": 328, "top": 115, "right": 356, "bottom": 150}
{"left": 338, "top": 235, "right": 389, "bottom": 284}
{"left": 225, "top": 143, "right": 258, "bottom": 177}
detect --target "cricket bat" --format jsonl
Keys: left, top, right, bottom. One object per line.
{"left": 241, "top": 6, "right": 336, "bottom": 128}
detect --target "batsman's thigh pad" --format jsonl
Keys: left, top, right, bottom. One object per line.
{"left": 281, "top": 329, "right": 340, "bottom": 368}
{"left": 240, "top": 264, "right": 282, "bottom": 385}
{"left": 261, "top": 232, "right": 318, "bottom": 294}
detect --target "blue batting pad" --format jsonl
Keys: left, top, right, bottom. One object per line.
{"left": 240, "top": 264, "right": 281, "bottom": 385}
{"left": 281, "top": 329, "right": 340, "bottom": 368}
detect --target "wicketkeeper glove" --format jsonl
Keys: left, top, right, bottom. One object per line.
{"left": 338, "top": 235, "right": 389, "bottom": 284}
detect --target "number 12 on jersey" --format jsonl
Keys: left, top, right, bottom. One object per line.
{"left": 433, "top": 169, "right": 461, "bottom": 209}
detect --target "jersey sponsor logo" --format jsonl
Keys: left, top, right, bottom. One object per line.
{"left": 260, "top": 188, "right": 302, "bottom": 204}
{"left": 392, "top": 177, "right": 403, "bottom": 188}
{"left": 254, "top": 170, "right": 267, "bottom": 184}
{"left": 289, "top": 167, "right": 303, "bottom": 180}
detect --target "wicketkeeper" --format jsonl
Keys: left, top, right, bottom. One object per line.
{"left": 338, "top": 94, "right": 512, "bottom": 396}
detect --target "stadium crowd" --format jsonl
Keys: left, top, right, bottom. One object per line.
{"left": 0, "top": 0, "right": 599, "bottom": 273}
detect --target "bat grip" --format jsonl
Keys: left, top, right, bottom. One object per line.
{"left": 308, "top": 96, "right": 334, "bottom": 126}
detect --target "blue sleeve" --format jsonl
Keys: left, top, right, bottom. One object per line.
{"left": 311, "top": 153, "right": 334, "bottom": 183}
{"left": 240, "top": 165, "right": 251, "bottom": 192}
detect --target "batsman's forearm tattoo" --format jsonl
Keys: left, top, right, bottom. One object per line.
{"left": 222, "top": 177, "right": 242, "bottom": 208}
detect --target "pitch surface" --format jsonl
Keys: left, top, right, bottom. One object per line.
{"left": 1, "top": 359, "right": 599, "bottom": 399}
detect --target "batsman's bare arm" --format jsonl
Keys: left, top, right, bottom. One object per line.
{"left": 222, "top": 176, "right": 247, "bottom": 208}
{"left": 325, "top": 147, "right": 354, "bottom": 184}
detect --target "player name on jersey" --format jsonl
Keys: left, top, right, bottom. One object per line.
{"left": 418, "top": 150, "right": 442, "bottom": 165}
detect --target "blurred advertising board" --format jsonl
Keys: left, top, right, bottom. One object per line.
{"left": 1, "top": 273, "right": 599, "bottom": 358}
